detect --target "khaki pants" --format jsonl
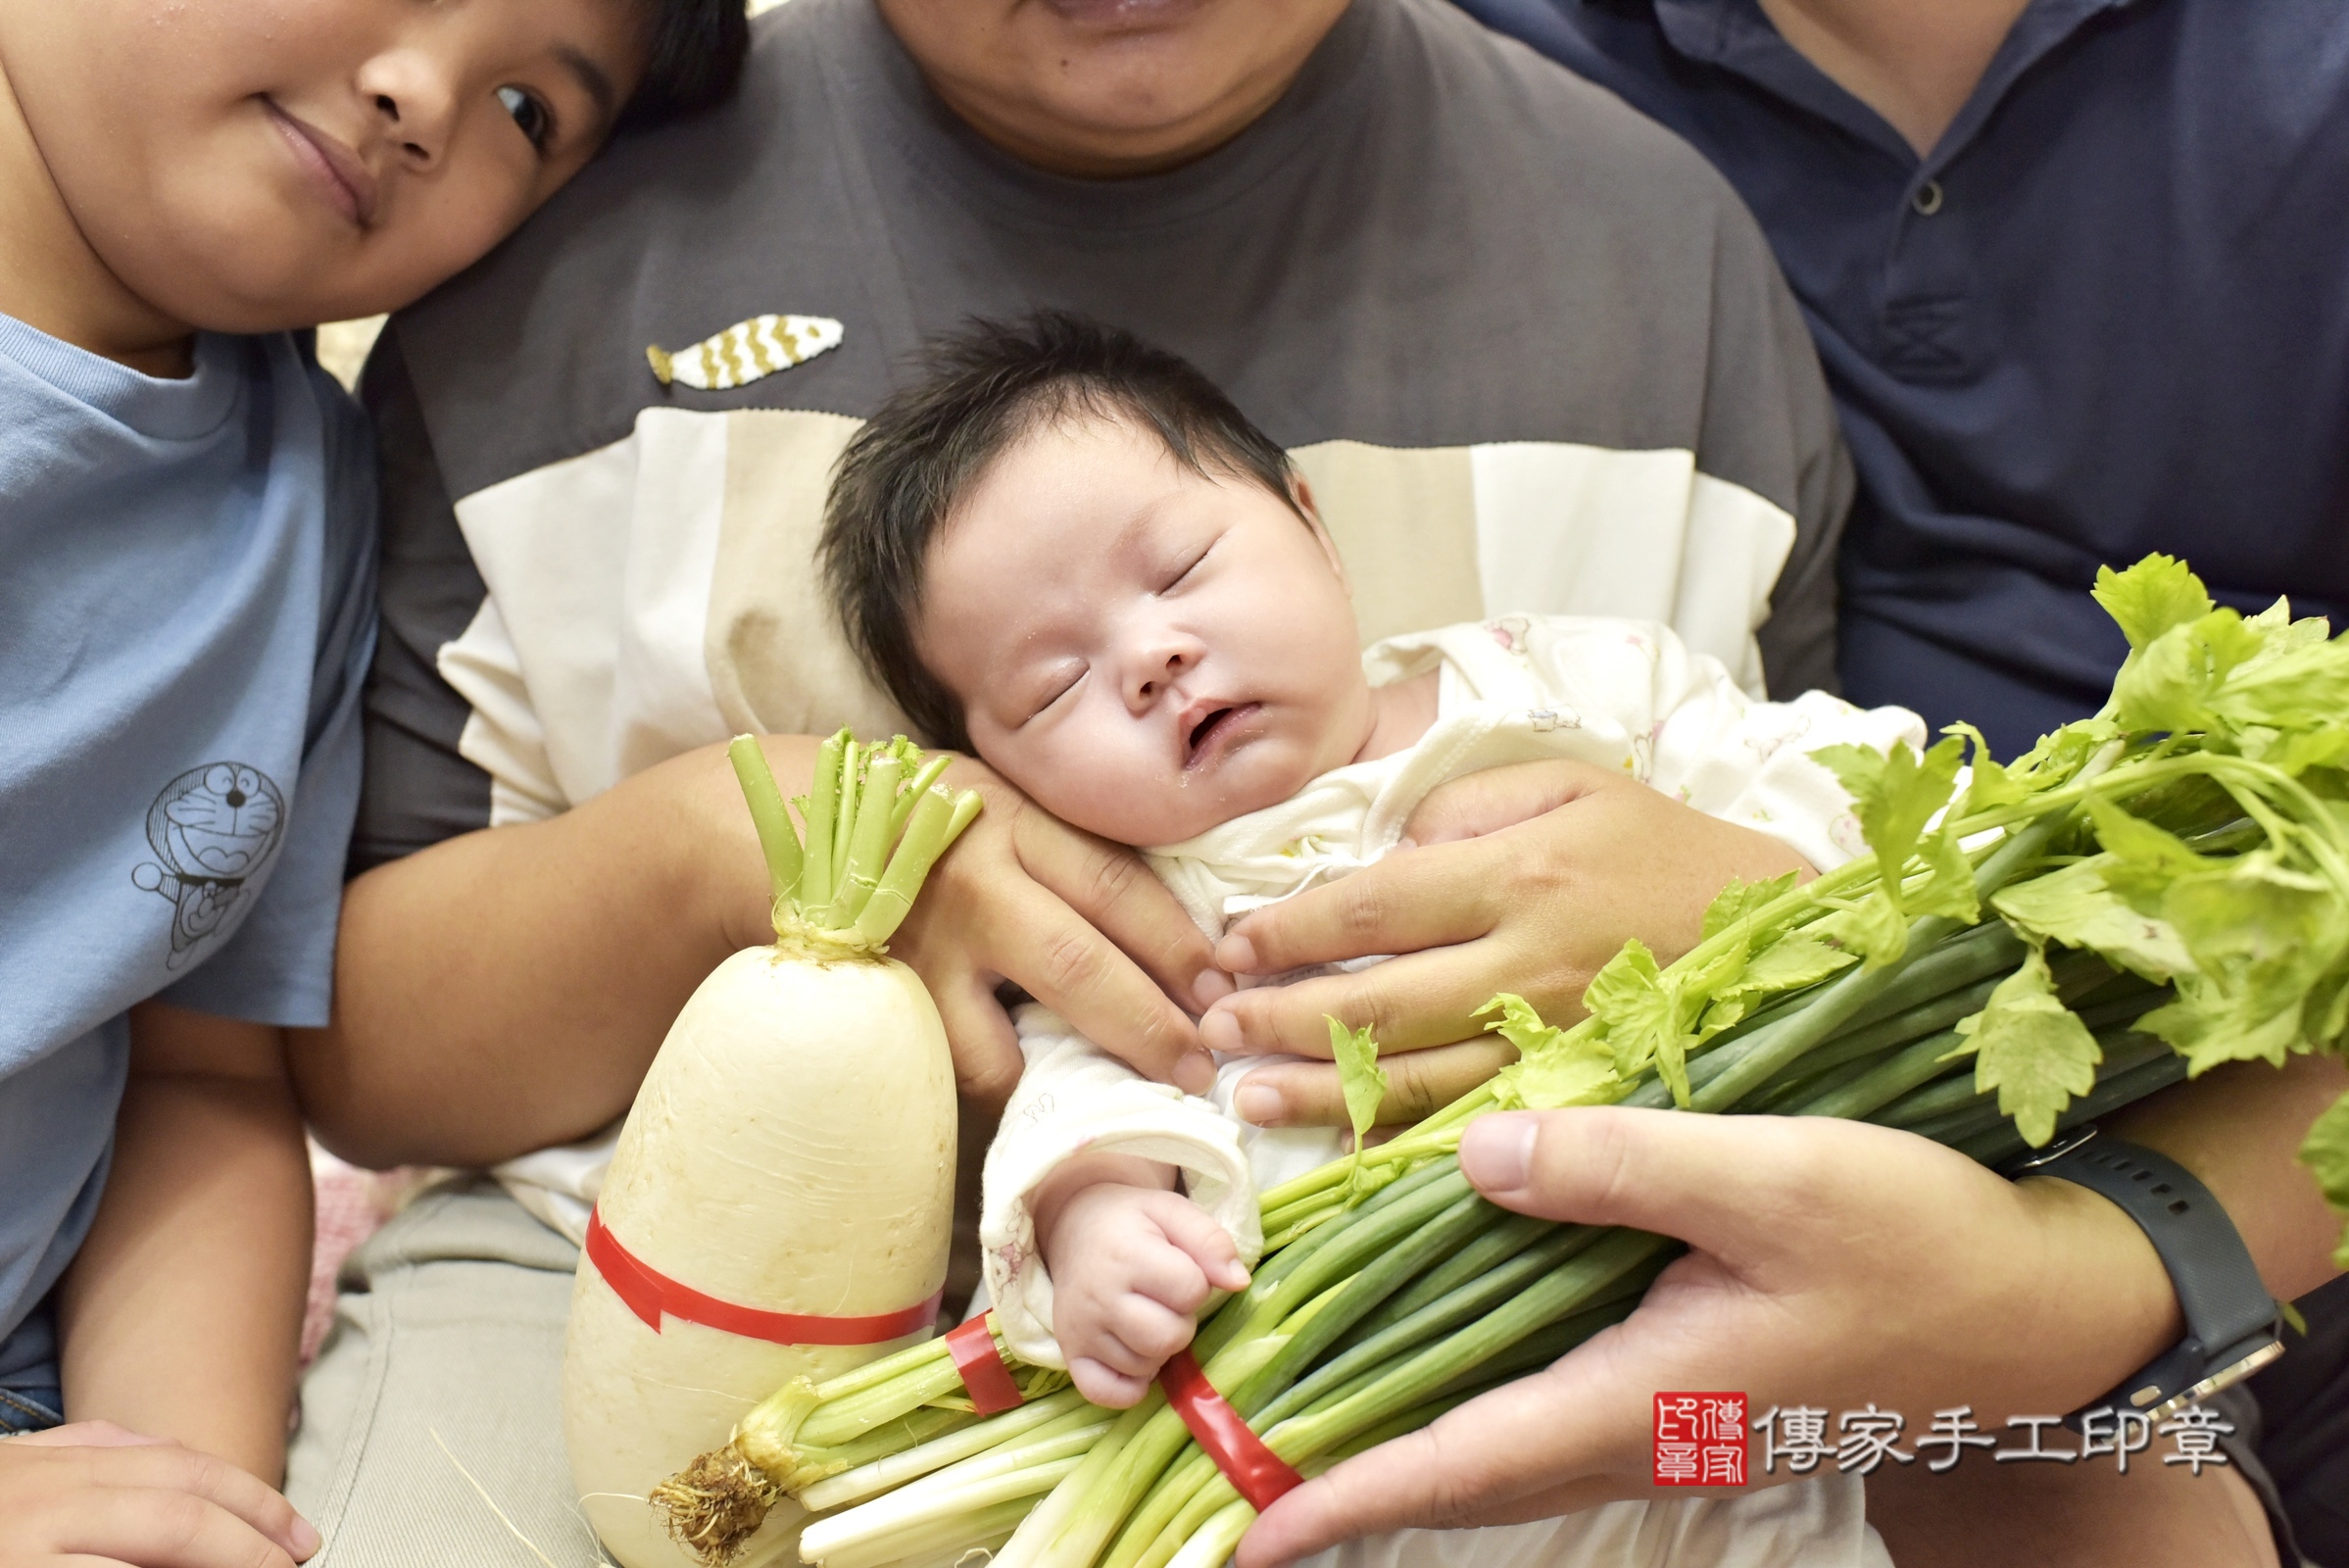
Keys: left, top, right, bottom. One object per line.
{"left": 288, "top": 1180, "right": 601, "bottom": 1566}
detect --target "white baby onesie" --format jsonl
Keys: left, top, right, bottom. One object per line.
{"left": 979, "top": 614, "right": 1918, "bottom": 1568}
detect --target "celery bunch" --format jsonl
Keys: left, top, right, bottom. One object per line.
{"left": 661, "top": 557, "right": 2349, "bottom": 1568}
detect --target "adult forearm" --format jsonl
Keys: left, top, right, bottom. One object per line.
{"left": 2105, "top": 1050, "right": 2347, "bottom": 1304}
{"left": 56, "top": 1033, "right": 311, "bottom": 1483}
{"left": 295, "top": 736, "right": 814, "bottom": 1168}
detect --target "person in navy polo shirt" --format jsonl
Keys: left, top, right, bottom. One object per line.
{"left": 1458, "top": 0, "right": 2349, "bottom": 763}
{"left": 1404, "top": 3, "right": 2349, "bottom": 1565}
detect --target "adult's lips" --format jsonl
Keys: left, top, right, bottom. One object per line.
{"left": 1039, "top": 0, "right": 1211, "bottom": 28}
{"left": 266, "top": 101, "right": 378, "bottom": 227}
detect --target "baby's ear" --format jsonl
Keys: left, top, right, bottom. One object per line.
{"left": 1290, "top": 472, "right": 1352, "bottom": 594}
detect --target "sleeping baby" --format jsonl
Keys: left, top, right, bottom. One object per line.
{"left": 820, "top": 313, "right": 1921, "bottom": 1568}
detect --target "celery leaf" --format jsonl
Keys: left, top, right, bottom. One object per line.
{"left": 2086, "top": 798, "right": 2208, "bottom": 909}
{"left": 1584, "top": 940, "right": 1699, "bottom": 1103}
{"left": 1330, "top": 1016, "right": 1388, "bottom": 1153}
{"left": 2005, "top": 715, "right": 2124, "bottom": 795}
{"left": 1478, "top": 992, "right": 1565, "bottom": 1057}
{"left": 1906, "top": 823, "right": 1982, "bottom": 924}
{"left": 2092, "top": 555, "right": 2213, "bottom": 652}
{"left": 2136, "top": 981, "right": 2305, "bottom": 1074}
{"left": 1992, "top": 860, "right": 2195, "bottom": 981}
{"left": 1956, "top": 943, "right": 2102, "bottom": 1148}
{"left": 1946, "top": 721, "right": 2028, "bottom": 814}
{"left": 2213, "top": 634, "right": 2349, "bottom": 736}
{"left": 1813, "top": 735, "right": 1967, "bottom": 892}
{"left": 1713, "top": 930, "right": 1856, "bottom": 1004}
{"left": 1478, "top": 995, "right": 1626, "bottom": 1111}
{"left": 2111, "top": 610, "right": 2266, "bottom": 737}
{"left": 1701, "top": 871, "right": 1800, "bottom": 942}
{"left": 1817, "top": 891, "right": 1910, "bottom": 968}
{"left": 2298, "top": 1091, "right": 2349, "bottom": 1267}
{"left": 2248, "top": 726, "right": 2349, "bottom": 776}
{"left": 2132, "top": 856, "right": 2344, "bottom": 1071}
{"left": 1328, "top": 1017, "right": 1392, "bottom": 1200}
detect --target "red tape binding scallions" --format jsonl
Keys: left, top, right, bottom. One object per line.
{"left": 947, "top": 1313, "right": 1026, "bottom": 1415}
{"left": 1159, "top": 1348, "right": 1304, "bottom": 1511}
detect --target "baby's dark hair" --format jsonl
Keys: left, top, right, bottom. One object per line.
{"left": 821, "top": 312, "right": 1302, "bottom": 750}
{"left": 619, "top": 0, "right": 750, "bottom": 130}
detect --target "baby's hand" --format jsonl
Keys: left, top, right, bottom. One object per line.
{"left": 1041, "top": 1182, "right": 1250, "bottom": 1408}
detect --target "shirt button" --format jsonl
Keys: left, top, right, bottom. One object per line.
{"left": 1911, "top": 180, "right": 1945, "bottom": 216}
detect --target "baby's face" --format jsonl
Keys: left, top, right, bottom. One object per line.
{"left": 6, "top": 0, "right": 644, "bottom": 333}
{"left": 914, "top": 413, "right": 1373, "bottom": 847}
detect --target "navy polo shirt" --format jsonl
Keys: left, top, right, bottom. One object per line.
{"left": 1458, "top": 0, "right": 2349, "bottom": 757}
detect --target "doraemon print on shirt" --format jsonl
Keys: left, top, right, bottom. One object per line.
{"left": 133, "top": 761, "right": 289, "bottom": 967}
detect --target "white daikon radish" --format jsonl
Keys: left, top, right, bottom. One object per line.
{"left": 562, "top": 731, "right": 982, "bottom": 1568}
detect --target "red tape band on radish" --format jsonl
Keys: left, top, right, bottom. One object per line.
{"left": 586, "top": 1207, "right": 940, "bottom": 1346}
{"left": 946, "top": 1313, "right": 1026, "bottom": 1415}
{"left": 1158, "top": 1348, "right": 1304, "bottom": 1512}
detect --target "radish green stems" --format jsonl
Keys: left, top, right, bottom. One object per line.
{"left": 723, "top": 728, "right": 982, "bottom": 951}
{"left": 726, "top": 737, "right": 804, "bottom": 904}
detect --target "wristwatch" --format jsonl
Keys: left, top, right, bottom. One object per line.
{"left": 2004, "top": 1126, "right": 2285, "bottom": 1426}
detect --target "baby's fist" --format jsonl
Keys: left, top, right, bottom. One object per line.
{"left": 1043, "top": 1183, "right": 1249, "bottom": 1408}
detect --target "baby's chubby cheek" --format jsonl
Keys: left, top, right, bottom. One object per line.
{"left": 1047, "top": 765, "right": 1222, "bottom": 848}
{"left": 964, "top": 732, "right": 1179, "bottom": 844}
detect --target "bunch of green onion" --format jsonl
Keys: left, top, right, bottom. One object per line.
{"left": 658, "top": 557, "right": 2349, "bottom": 1568}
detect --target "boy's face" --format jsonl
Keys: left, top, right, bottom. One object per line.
{"left": 4, "top": 0, "right": 645, "bottom": 332}
{"left": 915, "top": 412, "right": 1374, "bottom": 848}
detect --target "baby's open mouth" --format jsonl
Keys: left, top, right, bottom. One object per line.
{"left": 1184, "top": 704, "right": 1257, "bottom": 766}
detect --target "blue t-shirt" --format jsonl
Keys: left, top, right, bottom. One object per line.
{"left": 0, "top": 319, "right": 376, "bottom": 1401}
{"left": 1455, "top": 0, "right": 2349, "bottom": 756}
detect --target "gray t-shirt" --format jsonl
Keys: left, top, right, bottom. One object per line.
{"left": 357, "top": 0, "right": 1849, "bottom": 868}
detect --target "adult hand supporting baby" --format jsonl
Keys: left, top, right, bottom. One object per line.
{"left": 875, "top": 755, "right": 1226, "bottom": 1105}
{"left": 1235, "top": 1107, "right": 2187, "bottom": 1568}
{"left": 1202, "top": 760, "right": 1811, "bottom": 1127}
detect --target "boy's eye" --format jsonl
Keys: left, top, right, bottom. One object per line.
{"left": 497, "top": 85, "right": 553, "bottom": 149}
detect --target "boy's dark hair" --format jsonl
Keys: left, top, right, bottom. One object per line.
{"left": 619, "top": 0, "right": 751, "bottom": 130}
{"left": 822, "top": 312, "right": 1302, "bottom": 750}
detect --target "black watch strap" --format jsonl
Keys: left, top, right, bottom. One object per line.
{"left": 2005, "top": 1127, "right": 2283, "bottom": 1425}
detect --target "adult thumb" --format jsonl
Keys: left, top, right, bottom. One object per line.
{"left": 1399, "top": 760, "right": 1605, "bottom": 846}
{"left": 1457, "top": 1106, "right": 1869, "bottom": 1275}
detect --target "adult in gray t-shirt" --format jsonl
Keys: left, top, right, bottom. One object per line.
{"left": 289, "top": 0, "right": 1877, "bottom": 1556}
{"left": 336, "top": 0, "right": 1846, "bottom": 1121}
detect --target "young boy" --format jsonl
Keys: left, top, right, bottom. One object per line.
{"left": 823, "top": 315, "right": 1919, "bottom": 1566}
{"left": 0, "top": 0, "right": 743, "bottom": 1559}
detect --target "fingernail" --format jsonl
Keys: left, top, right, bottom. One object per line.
{"left": 1235, "top": 1082, "right": 1283, "bottom": 1124}
{"left": 1394, "top": 835, "right": 1417, "bottom": 852}
{"left": 1217, "top": 934, "right": 1259, "bottom": 973}
{"left": 291, "top": 1517, "right": 322, "bottom": 1558}
{"left": 1192, "top": 967, "right": 1235, "bottom": 1009}
{"left": 1173, "top": 1051, "right": 1217, "bottom": 1096}
{"left": 1460, "top": 1113, "right": 1538, "bottom": 1195}
{"left": 1199, "top": 1009, "right": 1243, "bottom": 1054}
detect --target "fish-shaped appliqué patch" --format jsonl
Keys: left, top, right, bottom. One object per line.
{"left": 646, "top": 315, "right": 844, "bottom": 390}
